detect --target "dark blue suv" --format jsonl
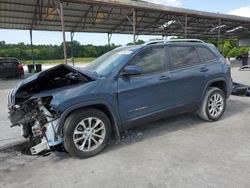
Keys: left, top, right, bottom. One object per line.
{"left": 8, "top": 39, "right": 232, "bottom": 158}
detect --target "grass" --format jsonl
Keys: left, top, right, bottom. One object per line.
{"left": 22, "top": 57, "right": 96, "bottom": 65}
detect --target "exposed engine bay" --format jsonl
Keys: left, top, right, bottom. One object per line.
{"left": 14, "top": 65, "right": 91, "bottom": 104}
{"left": 8, "top": 64, "right": 94, "bottom": 154}
{"left": 9, "top": 97, "right": 62, "bottom": 154}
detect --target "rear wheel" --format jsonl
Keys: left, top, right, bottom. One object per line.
{"left": 63, "top": 108, "right": 111, "bottom": 158}
{"left": 198, "top": 87, "right": 226, "bottom": 121}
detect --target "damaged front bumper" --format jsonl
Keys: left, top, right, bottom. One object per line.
{"left": 8, "top": 97, "right": 63, "bottom": 155}
{"left": 29, "top": 116, "right": 63, "bottom": 155}
{"left": 7, "top": 64, "right": 96, "bottom": 155}
{"left": 30, "top": 138, "right": 50, "bottom": 155}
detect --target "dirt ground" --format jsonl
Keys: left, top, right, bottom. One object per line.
{"left": 0, "top": 64, "right": 250, "bottom": 188}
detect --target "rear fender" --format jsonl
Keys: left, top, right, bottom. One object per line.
{"left": 201, "top": 78, "right": 228, "bottom": 101}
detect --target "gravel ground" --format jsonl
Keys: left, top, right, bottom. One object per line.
{"left": 0, "top": 64, "right": 250, "bottom": 188}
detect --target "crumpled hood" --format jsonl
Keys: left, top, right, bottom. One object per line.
{"left": 8, "top": 64, "right": 99, "bottom": 107}
{"left": 19, "top": 64, "right": 98, "bottom": 84}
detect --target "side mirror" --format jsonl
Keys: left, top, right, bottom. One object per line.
{"left": 121, "top": 65, "right": 142, "bottom": 76}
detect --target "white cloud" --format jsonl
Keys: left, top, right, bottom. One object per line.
{"left": 228, "top": 6, "right": 250, "bottom": 18}
{"left": 145, "top": 0, "right": 182, "bottom": 7}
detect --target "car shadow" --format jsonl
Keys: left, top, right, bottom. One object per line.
{"left": 102, "top": 97, "right": 250, "bottom": 155}
{"left": 222, "top": 96, "right": 250, "bottom": 119}
{"left": 103, "top": 114, "right": 202, "bottom": 152}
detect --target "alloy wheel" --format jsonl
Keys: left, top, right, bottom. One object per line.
{"left": 73, "top": 117, "right": 106, "bottom": 152}
{"left": 208, "top": 93, "right": 224, "bottom": 118}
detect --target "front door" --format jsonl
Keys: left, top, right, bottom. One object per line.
{"left": 117, "top": 46, "right": 173, "bottom": 122}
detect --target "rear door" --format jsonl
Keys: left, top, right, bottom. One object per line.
{"left": 117, "top": 46, "right": 173, "bottom": 122}
{"left": 195, "top": 45, "right": 222, "bottom": 79}
{"left": 168, "top": 45, "right": 206, "bottom": 106}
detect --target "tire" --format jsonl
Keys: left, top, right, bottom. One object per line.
{"left": 63, "top": 108, "right": 111, "bottom": 158}
{"left": 198, "top": 87, "right": 226, "bottom": 122}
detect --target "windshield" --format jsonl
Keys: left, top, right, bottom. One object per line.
{"left": 86, "top": 47, "right": 135, "bottom": 76}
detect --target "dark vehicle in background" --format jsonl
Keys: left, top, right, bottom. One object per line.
{"left": 0, "top": 57, "right": 24, "bottom": 78}
{"left": 7, "top": 39, "right": 232, "bottom": 158}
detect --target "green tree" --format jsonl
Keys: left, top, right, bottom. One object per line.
{"left": 222, "top": 41, "right": 233, "bottom": 57}
{"left": 127, "top": 40, "right": 145, "bottom": 45}
{"left": 228, "top": 47, "right": 238, "bottom": 57}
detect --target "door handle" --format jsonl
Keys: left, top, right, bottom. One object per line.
{"left": 159, "top": 75, "right": 171, "bottom": 80}
{"left": 200, "top": 67, "right": 208, "bottom": 72}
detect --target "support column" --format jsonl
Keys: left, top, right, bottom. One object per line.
{"left": 132, "top": 8, "right": 136, "bottom": 44}
{"left": 184, "top": 15, "right": 188, "bottom": 39}
{"left": 59, "top": 0, "right": 67, "bottom": 64}
{"left": 29, "top": 29, "right": 35, "bottom": 66}
{"left": 218, "top": 18, "right": 221, "bottom": 49}
{"left": 70, "top": 32, "right": 74, "bottom": 66}
{"left": 108, "top": 33, "right": 112, "bottom": 47}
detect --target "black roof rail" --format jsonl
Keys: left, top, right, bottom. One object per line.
{"left": 143, "top": 39, "right": 204, "bottom": 45}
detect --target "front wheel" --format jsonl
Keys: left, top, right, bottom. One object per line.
{"left": 198, "top": 87, "right": 226, "bottom": 121}
{"left": 63, "top": 108, "right": 111, "bottom": 158}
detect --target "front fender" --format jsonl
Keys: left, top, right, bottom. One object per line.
{"left": 56, "top": 100, "right": 121, "bottom": 137}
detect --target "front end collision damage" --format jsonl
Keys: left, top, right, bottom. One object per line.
{"left": 8, "top": 64, "right": 95, "bottom": 154}
{"left": 9, "top": 97, "right": 63, "bottom": 154}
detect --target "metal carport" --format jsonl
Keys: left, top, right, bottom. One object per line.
{"left": 1, "top": 0, "right": 250, "bottom": 64}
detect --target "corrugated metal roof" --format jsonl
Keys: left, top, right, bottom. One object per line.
{"left": 0, "top": 0, "right": 250, "bottom": 38}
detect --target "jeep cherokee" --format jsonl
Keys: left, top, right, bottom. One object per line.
{"left": 8, "top": 39, "right": 232, "bottom": 158}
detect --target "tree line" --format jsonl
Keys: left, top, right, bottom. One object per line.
{"left": 198, "top": 37, "right": 250, "bottom": 58}
{"left": 0, "top": 39, "right": 249, "bottom": 61}
{"left": 0, "top": 40, "right": 120, "bottom": 60}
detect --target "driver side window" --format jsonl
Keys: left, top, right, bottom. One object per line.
{"left": 129, "top": 47, "right": 166, "bottom": 75}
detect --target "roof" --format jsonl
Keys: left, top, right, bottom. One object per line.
{"left": 1, "top": 0, "right": 250, "bottom": 38}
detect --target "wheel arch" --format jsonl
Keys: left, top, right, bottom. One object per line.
{"left": 202, "top": 78, "right": 228, "bottom": 100}
{"left": 56, "top": 101, "right": 121, "bottom": 139}
{"left": 208, "top": 80, "right": 227, "bottom": 97}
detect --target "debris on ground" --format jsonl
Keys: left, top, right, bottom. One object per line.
{"left": 109, "top": 129, "right": 143, "bottom": 145}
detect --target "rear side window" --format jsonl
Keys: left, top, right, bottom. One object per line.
{"left": 196, "top": 47, "right": 217, "bottom": 62}
{"left": 169, "top": 46, "right": 199, "bottom": 69}
{"left": 130, "top": 47, "right": 165, "bottom": 74}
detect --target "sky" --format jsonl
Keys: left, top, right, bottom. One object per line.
{"left": 0, "top": 0, "right": 250, "bottom": 46}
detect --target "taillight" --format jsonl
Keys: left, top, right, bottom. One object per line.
{"left": 17, "top": 64, "right": 23, "bottom": 70}
{"left": 226, "top": 58, "right": 231, "bottom": 66}
{"left": 220, "top": 57, "right": 231, "bottom": 66}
